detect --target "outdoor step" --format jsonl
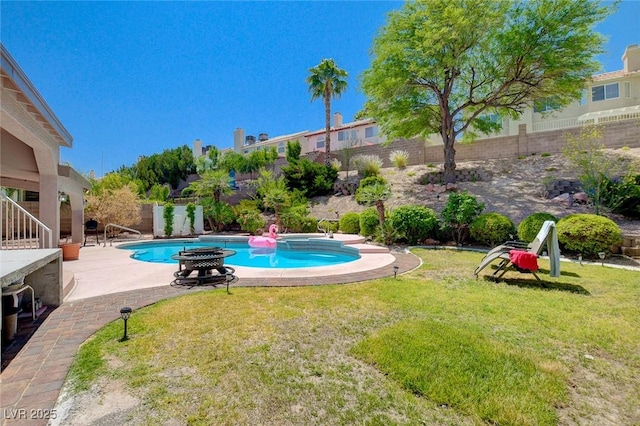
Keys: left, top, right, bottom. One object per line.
{"left": 62, "top": 269, "right": 76, "bottom": 299}
{"left": 621, "top": 246, "right": 640, "bottom": 258}
{"left": 350, "top": 243, "right": 390, "bottom": 254}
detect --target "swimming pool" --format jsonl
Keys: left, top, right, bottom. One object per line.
{"left": 118, "top": 239, "right": 360, "bottom": 269}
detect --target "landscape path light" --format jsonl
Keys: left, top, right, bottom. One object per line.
{"left": 393, "top": 265, "right": 399, "bottom": 279}
{"left": 120, "top": 307, "right": 132, "bottom": 341}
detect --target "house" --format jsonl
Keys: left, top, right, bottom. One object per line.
{"left": 304, "top": 113, "right": 386, "bottom": 154}
{"left": 1, "top": 43, "right": 90, "bottom": 332}
{"left": 468, "top": 44, "right": 640, "bottom": 141}
{"left": 221, "top": 113, "right": 387, "bottom": 159}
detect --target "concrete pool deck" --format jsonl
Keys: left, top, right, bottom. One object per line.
{"left": 63, "top": 233, "right": 399, "bottom": 301}
{"left": 1, "top": 236, "right": 421, "bottom": 425}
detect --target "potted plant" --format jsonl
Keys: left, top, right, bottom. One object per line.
{"left": 59, "top": 241, "right": 81, "bottom": 260}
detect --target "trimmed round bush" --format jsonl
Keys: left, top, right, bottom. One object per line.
{"left": 388, "top": 205, "right": 438, "bottom": 245}
{"left": 339, "top": 212, "right": 360, "bottom": 234}
{"left": 358, "top": 175, "right": 388, "bottom": 187}
{"left": 556, "top": 214, "right": 622, "bottom": 257}
{"left": 469, "top": 213, "right": 515, "bottom": 247}
{"left": 517, "top": 212, "right": 558, "bottom": 243}
{"left": 359, "top": 208, "right": 380, "bottom": 237}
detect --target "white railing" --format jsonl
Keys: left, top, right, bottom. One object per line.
{"left": 103, "top": 223, "right": 142, "bottom": 246}
{"left": 531, "top": 117, "right": 580, "bottom": 133}
{"left": 1, "top": 193, "right": 52, "bottom": 249}
{"left": 592, "top": 110, "right": 640, "bottom": 124}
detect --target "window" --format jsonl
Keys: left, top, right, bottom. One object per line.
{"left": 338, "top": 130, "right": 357, "bottom": 141}
{"left": 533, "top": 98, "right": 560, "bottom": 113}
{"left": 364, "top": 126, "right": 378, "bottom": 138}
{"left": 591, "top": 82, "right": 619, "bottom": 102}
{"left": 277, "top": 142, "right": 285, "bottom": 154}
{"left": 316, "top": 136, "right": 325, "bottom": 149}
{"left": 579, "top": 89, "right": 587, "bottom": 106}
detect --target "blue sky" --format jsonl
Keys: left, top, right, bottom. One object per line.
{"left": 1, "top": 1, "right": 638, "bottom": 177}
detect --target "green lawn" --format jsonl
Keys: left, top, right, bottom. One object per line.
{"left": 68, "top": 249, "right": 640, "bottom": 425}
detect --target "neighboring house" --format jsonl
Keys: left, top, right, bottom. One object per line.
{"left": 470, "top": 44, "right": 640, "bottom": 141}
{"left": 304, "top": 113, "right": 386, "bottom": 154}
{"left": 217, "top": 113, "right": 387, "bottom": 159}
{"left": 232, "top": 128, "right": 310, "bottom": 156}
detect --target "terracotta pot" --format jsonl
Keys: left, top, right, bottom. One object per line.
{"left": 60, "top": 243, "right": 81, "bottom": 261}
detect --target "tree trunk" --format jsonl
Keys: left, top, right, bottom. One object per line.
{"left": 324, "top": 86, "right": 331, "bottom": 165}
{"left": 441, "top": 106, "right": 457, "bottom": 184}
{"left": 376, "top": 201, "right": 385, "bottom": 225}
{"left": 442, "top": 139, "right": 457, "bottom": 184}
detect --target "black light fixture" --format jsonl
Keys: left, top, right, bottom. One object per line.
{"left": 393, "top": 265, "right": 399, "bottom": 279}
{"left": 120, "top": 307, "right": 132, "bottom": 341}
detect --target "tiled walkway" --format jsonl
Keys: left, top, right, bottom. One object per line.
{"left": 0, "top": 251, "right": 420, "bottom": 426}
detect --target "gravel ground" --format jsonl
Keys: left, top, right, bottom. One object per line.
{"left": 310, "top": 149, "right": 640, "bottom": 237}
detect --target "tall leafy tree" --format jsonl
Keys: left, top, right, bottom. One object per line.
{"left": 306, "top": 59, "right": 348, "bottom": 164}
{"left": 361, "top": 0, "right": 611, "bottom": 183}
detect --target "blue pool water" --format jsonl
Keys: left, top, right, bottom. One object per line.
{"left": 119, "top": 240, "right": 359, "bottom": 269}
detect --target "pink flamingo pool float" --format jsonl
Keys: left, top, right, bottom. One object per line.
{"left": 248, "top": 224, "right": 278, "bottom": 248}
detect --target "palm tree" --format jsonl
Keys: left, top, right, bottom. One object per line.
{"left": 355, "top": 182, "right": 392, "bottom": 226}
{"left": 182, "top": 169, "right": 232, "bottom": 203}
{"left": 306, "top": 59, "right": 348, "bottom": 165}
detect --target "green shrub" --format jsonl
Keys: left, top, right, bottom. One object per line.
{"left": 233, "top": 200, "right": 265, "bottom": 234}
{"left": 556, "top": 214, "right": 622, "bottom": 257}
{"left": 339, "top": 212, "right": 360, "bottom": 234}
{"left": 203, "top": 199, "right": 235, "bottom": 232}
{"left": 517, "top": 213, "right": 558, "bottom": 243}
{"left": 163, "top": 203, "right": 174, "bottom": 237}
{"left": 359, "top": 208, "right": 380, "bottom": 237}
{"left": 440, "top": 191, "right": 484, "bottom": 244}
{"left": 375, "top": 220, "right": 404, "bottom": 245}
{"left": 281, "top": 159, "right": 338, "bottom": 197}
{"left": 281, "top": 204, "right": 312, "bottom": 233}
{"left": 358, "top": 175, "right": 388, "bottom": 187}
{"left": 185, "top": 202, "right": 197, "bottom": 234}
{"left": 603, "top": 174, "right": 640, "bottom": 218}
{"left": 353, "top": 154, "right": 383, "bottom": 177}
{"left": 299, "top": 217, "right": 318, "bottom": 233}
{"left": 389, "top": 205, "right": 438, "bottom": 245}
{"left": 389, "top": 150, "right": 409, "bottom": 169}
{"left": 470, "top": 213, "right": 515, "bottom": 247}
